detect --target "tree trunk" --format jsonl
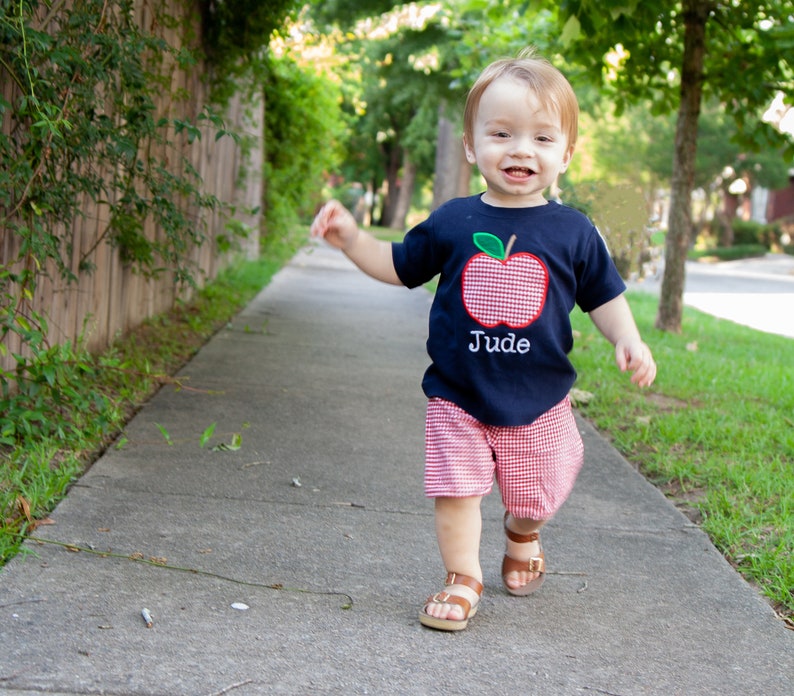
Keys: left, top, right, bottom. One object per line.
{"left": 390, "top": 152, "right": 417, "bottom": 230}
{"left": 379, "top": 143, "right": 402, "bottom": 227}
{"left": 655, "top": 0, "right": 709, "bottom": 333}
{"left": 432, "top": 103, "right": 470, "bottom": 210}
{"left": 717, "top": 189, "right": 736, "bottom": 247}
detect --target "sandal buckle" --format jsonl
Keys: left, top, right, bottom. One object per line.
{"left": 528, "top": 557, "right": 543, "bottom": 573}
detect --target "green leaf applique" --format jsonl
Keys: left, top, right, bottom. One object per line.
{"left": 473, "top": 232, "right": 505, "bottom": 260}
{"left": 472, "top": 232, "right": 518, "bottom": 261}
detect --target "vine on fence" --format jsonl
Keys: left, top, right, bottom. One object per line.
{"left": 0, "top": 0, "right": 305, "bottom": 557}
{"left": 0, "top": 0, "right": 229, "bottom": 448}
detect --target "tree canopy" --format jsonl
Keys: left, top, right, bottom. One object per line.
{"left": 300, "top": 0, "right": 794, "bottom": 331}
{"left": 545, "top": 0, "right": 793, "bottom": 330}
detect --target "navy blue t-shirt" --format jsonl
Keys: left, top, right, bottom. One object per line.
{"left": 391, "top": 195, "right": 626, "bottom": 426}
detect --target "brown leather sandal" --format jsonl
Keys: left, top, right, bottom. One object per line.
{"left": 419, "top": 571, "right": 483, "bottom": 631}
{"left": 502, "top": 512, "right": 545, "bottom": 596}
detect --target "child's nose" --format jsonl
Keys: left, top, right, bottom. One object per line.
{"left": 509, "top": 135, "right": 534, "bottom": 157}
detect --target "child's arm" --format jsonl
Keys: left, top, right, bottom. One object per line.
{"left": 588, "top": 295, "right": 657, "bottom": 388}
{"left": 310, "top": 200, "right": 403, "bottom": 286}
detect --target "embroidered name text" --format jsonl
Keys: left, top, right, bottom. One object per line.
{"left": 468, "top": 330, "right": 531, "bottom": 354}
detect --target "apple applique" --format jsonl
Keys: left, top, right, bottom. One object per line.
{"left": 462, "top": 232, "right": 548, "bottom": 328}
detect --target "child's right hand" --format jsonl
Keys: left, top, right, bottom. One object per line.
{"left": 310, "top": 200, "right": 359, "bottom": 251}
{"left": 310, "top": 199, "right": 402, "bottom": 285}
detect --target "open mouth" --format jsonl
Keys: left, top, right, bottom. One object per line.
{"left": 504, "top": 166, "right": 534, "bottom": 179}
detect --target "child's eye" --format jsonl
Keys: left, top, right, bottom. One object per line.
{"left": 492, "top": 131, "right": 510, "bottom": 138}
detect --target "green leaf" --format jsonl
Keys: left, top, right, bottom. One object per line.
{"left": 560, "top": 14, "right": 581, "bottom": 47}
{"left": 212, "top": 431, "right": 242, "bottom": 452}
{"left": 199, "top": 422, "right": 217, "bottom": 448}
{"left": 155, "top": 422, "right": 173, "bottom": 445}
{"left": 42, "top": 364, "right": 56, "bottom": 387}
{"left": 16, "top": 316, "right": 31, "bottom": 332}
{"left": 472, "top": 232, "right": 505, "bottom": 260}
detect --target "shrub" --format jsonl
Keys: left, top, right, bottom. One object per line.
{"left": 732, "top": 219, "right": 779, "bottom": 248}
{"left": 262, "top": 55, "right": 344, "bottom": 236}
{"left": 688, "top": 244, "right": 768, "bottom": 261}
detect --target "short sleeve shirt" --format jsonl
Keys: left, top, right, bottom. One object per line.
{"left": 391, "top": 195, "right": 626, "bottom": 426}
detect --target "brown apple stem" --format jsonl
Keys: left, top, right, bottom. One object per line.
{"left": 504, "top": 234, "right": 517, "bottom": 259}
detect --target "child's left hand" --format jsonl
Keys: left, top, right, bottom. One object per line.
{"left": 615, "top": 336, "right": 656, "bottom": 387}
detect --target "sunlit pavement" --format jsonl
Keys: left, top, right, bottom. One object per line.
{"left": 629, "top": 254, "right": 794, "bottom": 339}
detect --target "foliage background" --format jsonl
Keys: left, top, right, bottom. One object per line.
{"left": 262, "top": 53, "right": 344, "bottom": 233}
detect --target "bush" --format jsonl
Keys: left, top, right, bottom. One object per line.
{"left": 1, "top": 0, "right": 231, "bottom": 419}
{"left": 262, "top": 55, "right": 345, "bottom": 236}
{"left": 733, "top": 219, "right": 781, "bottom": 248}
{"left": 688, "top": 244, "right": 768, "bottom": 261}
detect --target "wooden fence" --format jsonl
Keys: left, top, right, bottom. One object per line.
{"left": 0, "top": 0, "right": 263, "bottom": 373}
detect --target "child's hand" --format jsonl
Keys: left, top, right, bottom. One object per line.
{"left": 310, "top": 199, "right": 402, "bottom": 285}
{"left": 310, "top": 200, "right": 359, "bottom": 251}
{"left": 615, "top": 336, "right": 656, "bottom": 388}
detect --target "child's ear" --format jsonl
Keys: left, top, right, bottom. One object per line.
{"left": 463, "top": 137, "right": 477, "bottom": 165}
{"left": 560, "top": 145, "right": 575, "bottom": 172}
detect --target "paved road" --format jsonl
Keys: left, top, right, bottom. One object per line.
{"left": 630, "top": 253, "right": 794, "bottom": 338}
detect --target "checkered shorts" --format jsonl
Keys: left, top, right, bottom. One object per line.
{"left": 424, "top": 396, "right": 584, "bottom": 520}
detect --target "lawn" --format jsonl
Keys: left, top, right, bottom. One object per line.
{"left": 569, "top": 292, "right": 793, "bottom": 623}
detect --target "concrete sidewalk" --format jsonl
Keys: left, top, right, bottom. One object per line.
{"left": 1, "top": 243, "right": 791, "bottom": 695}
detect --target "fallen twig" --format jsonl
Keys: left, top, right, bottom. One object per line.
{"left": 206, "top": 680, "right": 255, "bottom": 696}
{"left": 24, "top": 535, "right": 354, "bottom": 609}
{"left": 0, "top": 597, "right": 47, "bottom": 609}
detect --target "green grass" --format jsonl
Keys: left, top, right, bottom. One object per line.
{"left": 0, "top": 226, "right": 308, "bottom": 564}
{"left": 570, "top": 292, "right": 793, "bottom": 622}
{"left": 688, "top": 244, "right": 769, "bottom": 261}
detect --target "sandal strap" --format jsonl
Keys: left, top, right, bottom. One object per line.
{"left": 426, "top": 591, "right": 472, "bottom": 616}
{"left": 504, "top": 527, "right": 540, "bottom": 544}
{"left": 502, "top": 553, "right": 545, "bottom": 575}
{"left": 504, "top": 512, "right": 541, "bottom": 544}
{"left": 444, "top": 571, "right": 484, "bottom": 596}
{"left": 425, "top": 572, "right": 484, "bottom": 616}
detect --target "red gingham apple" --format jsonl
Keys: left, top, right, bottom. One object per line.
{"left": 462, "top": 233, "right": 548, "bottom": 328}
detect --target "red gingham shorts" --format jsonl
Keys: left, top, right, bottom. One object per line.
{"left": 424, "top": 396, "right": 584, "bottom": 520}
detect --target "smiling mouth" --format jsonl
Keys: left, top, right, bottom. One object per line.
{"left": 504, "top": 166, "right": 534, "bottom": 178}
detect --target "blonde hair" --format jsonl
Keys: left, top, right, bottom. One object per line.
{"left": 463, "top": 48, "right": 579, "bottom": 150}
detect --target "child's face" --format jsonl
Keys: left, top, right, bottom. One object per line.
{"left": 463, "top": 76, "right": 574, "bottom": 208}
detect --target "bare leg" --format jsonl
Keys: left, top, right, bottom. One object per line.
{"left": 503, "top": 513, "right": 545, "bottom": 591}
{"left": 423, "top": 496, "right": 483, "bottom": 620}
